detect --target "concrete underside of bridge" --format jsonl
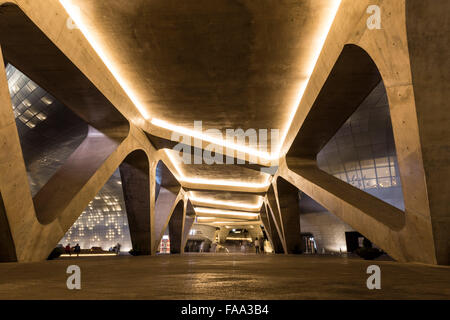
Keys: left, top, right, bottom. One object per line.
{"left": 0, "top": 254, "right": 449, "bottom": 299}
{"left": 0, "top": 0, "right": 448, "bottom": 291}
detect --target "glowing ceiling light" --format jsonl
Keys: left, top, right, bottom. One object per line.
{"left": 194, "top": 207, "right": 259, "bottom": 218}
{"left": 188, "top": 192, "right": 263, "bottom": 210}
{"left": 59, "top": 0, "right": 150, "bottom": 119}
{"left": 196, "top": 217, "right": 216, "bottom": 221}
{"left": 164, "top": 149, "right": 183, "bottom": 179}
{"left": 211, "top": 221, "right": 261, "bottom": 225}
{"left": 152, "top": 118, "right": 277, "bottom": 161}
{"left": 277, "top": 0, "right": 342, "bottom": 155}
{"left": 164, "top": 150, "right": 271, "bottom": 189}
{"left": 182, "top": 177, "right": 270, "bottom": 189}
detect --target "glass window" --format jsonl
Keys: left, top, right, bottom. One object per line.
{"left": 376, "top": 167, "right": 390, "bottom": 178}
{"left": 360, "top": 159, "right": 374, "bottom": 169}
{"left": 375, "top": 157, "right": 389, "bottom": 167}
{"left": 362, "top": 168, "right": 376, "bottom": 179}
{"left": 378, "top": 177, "right": 392, "bottom": 188}
{"left": 364, "top": 179, "right": 377, "bottom": 189}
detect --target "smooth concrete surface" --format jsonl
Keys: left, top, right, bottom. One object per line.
{"left": 0, "top": 254, "right": 449, "bottom": 300}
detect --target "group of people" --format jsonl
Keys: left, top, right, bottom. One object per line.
{"left": 64, "top": 243, "right": 81, "bottom": 256}
{"left": 64, "top": 243, "right": 122, "bottom": 256}
{"left": 109, "top": 243, "right": 121, "bottom": 255}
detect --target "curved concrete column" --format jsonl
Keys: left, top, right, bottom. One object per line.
{"left": 168, "top": 200, "right": 185, "bottom": 254}
{"left": 264, "top": 199, "right": 285, "bottom": 254}
{"left": 119, "top": 150, "right": 152, "bottom": 255}
{"left": 181, "top": 200, "right": 195, "bottom": 253}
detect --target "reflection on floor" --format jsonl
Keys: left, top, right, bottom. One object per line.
{"left": 0, "top": 254, "right": 449, "bottom": 299}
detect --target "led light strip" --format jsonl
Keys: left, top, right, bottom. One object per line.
{"left": 61, "top": 0, "right": 341, "bottom": 185}
{"left": 60, "top": 253, "right": 117, "bottom": 257}
{"left": 59, "top": 0, "right": 150, "bottom": 119}
{"left": 152, "top": 119, "right": 277, "bottom": 161}
{"left": 165, "top": 150, "right": 271, "bottom": 188}
{"left": 276, "top": 0, "right": 342, "bottom": 155}
{"left": 195, "top": 207, "right": 259, "bottom": 218}
{"left": 189, "top": 192, "right": 263, "bottom": 210}
{"left": 196, "top": 217, "right": 243, "bottom": 222}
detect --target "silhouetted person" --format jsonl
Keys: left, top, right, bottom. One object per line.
{"left": 255, "top": 238, "right": 260, "bottom": 254}
{"left": 74, "top": 243, "right": 81, "bottom": 257}
{"left": 116, "top": 243, "right": 121, "bottom": 255}
{"left": 65, "top": 244, "right": 71, "bottom": 256}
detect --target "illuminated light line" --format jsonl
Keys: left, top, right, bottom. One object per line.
{"left": 194, "top": 207, "right": 259, "bottom": 217}
{"left": 211, "top": 221, "right": 261, "bottom": 225}
{"left": 189, "top": 192, "right": 263, "bottom": 210}
{"left": 165, "top": 150, "right": 271, "bottom": 189}
{"left": 164, "top": 149, "right": 183, "bottom": 179}
{"left": 59, "top": 0, "right": 150, "bottom": 119}
{"left": 277, "top": 0, "right": 342, "bottom": 155}
{"left": 61, "top": 0, "right": 341, "bottom": 190}
{"left": 152, "top": 118, "right": 278, "bottom": 161}
{"left": 196, "top": 217, "right": 243, "bottom": 222}
{"left": 182, "top": 177, "right": 270, "bottom": 189}
{"left": 225, "top": 237, "right": 253, "bottom": 241}
{"left": 60, "top": 253, "right": 117, "bottom": 257}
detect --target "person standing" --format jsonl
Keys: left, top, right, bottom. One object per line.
{"left": 65, "top": 243, "right": 71, "bottom": 256}
{"left": 74, "top": 243, "right": 81, "bottom": 257}
{"left": 259, "top": 238, "right": 264, "bottom": 254}
{"left": 254, "top": 238, "right": 260, "bottom": 254}
{"left": 116, "top": 243, "right": 121, "bottom": 255}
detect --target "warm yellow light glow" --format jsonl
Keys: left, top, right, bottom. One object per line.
{"left": 60, "top": 253, "right": 117, "bottom": 257}
{"left": 211, "top": 221, "right": 261, "bottom": 225}
{"left": 195, "top": 207, "right": 259, "bottom": 218}
{"left": 60, "top": 0, "right": 341, "bottom": 192}
{"left": 196, "top": 217, "right": 216, "bottom": 221}
{"left": 184, "top": 177, "right": 270, "bottom": 189}
{"left": 196, "top": 217, "right": 241, "bottom": 222}
{"left": 59, "top": 0, "right": 150, "bottom": 119}
{"left": 164, "top": 149, "right": 183, "bottom": 179}
{"left": 189, "top": 192, "right": 263, "bottom": 210}
{"left": 226, "top": 237, "right": 253, "bottom": 241}
{"left": 165, "top": 150, "right": 271, "bottom": 189}
{"left": 277, "top": 0, "right": 342, "bottom": 155}
{"left": 152, "top": 118, "right": 277, "bottom": 161}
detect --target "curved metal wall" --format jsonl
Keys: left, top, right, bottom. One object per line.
{"left": 6, "top": 64, "right": 132, "bottom": 251}
{"left": 317, "top": 82, "right": 405, "bottom": 210}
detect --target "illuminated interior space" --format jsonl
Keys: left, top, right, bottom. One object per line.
{"left": 0, "top": 0, "right": 448, "bottom": 300}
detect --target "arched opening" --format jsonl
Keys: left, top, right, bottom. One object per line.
{"left": 286, "top": 44, "right": 405, "bottom": 256}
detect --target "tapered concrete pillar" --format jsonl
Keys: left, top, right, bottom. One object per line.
{"left": 260, "top": 203, "right": 276, "bottom": 252}
{"left": 0, "top": 48, "right": 19, "bottom": 262}
{"left": 119, "top": 151, "right": 152, "bottom": 255}
{"left": 405, "top": 0, "right": 450, "bottom": 265}
{"left": 152, "top": 161, "right": 182, "bottom": 252}
{"left": 266, "top": 185, "right": 286, "bottom": 253}
{"left": 265, "top": 200, "right": 285, "bottom": 254}
{"left": 276, "top": 177, "right": 302, "bottom": 254}
{"left": 168, "top": 201, "right": 184, "bottom": 254}
{"left": 181, "top": 214, "right": 195, "bottom": 253}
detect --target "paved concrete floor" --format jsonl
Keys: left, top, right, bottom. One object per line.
{"left": 0, "top": 254, "right": 449, "bottom": 299}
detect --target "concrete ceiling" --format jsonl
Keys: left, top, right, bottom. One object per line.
{"left": 62, "top": 0, "right": 341, "bottom": 220}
